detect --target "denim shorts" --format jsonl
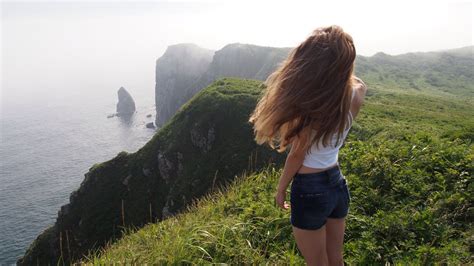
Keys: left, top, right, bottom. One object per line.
{"left": 290, "top": 164, "right": 351, "bottom": 230}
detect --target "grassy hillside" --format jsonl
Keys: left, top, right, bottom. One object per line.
{"left": 18, "top": 78, "right": 286, "bottom": 265}
{"left": 154, "top": 44, "right": 473, "bottom": 127}
{"left": 356, "top": 46, "right": 474, "bottom": 98}
{"left": 82, "top": 76, "right": 473, "bottom": 264}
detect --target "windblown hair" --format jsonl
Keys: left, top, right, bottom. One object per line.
{"left": 249, "top": 25, "right": 356, "bottom": 153}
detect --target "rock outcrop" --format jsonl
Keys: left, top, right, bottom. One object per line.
{"left": 116, "top": 87, "right": 136, "bottom": 116}
{"left": 146, "top": 122, "right": 156, "bottom": 129}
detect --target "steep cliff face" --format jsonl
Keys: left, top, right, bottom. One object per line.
{"left": 154, "top": 43, "right": 215, "bottom": 126}
{"left": 18, "top": 78, "right": 286, "bottom": 265}
{"left": 154, "top": 43, "right": 292, "bottom": 126}
{"left": 203, "top": 43, "right": 292, "bottom": 80}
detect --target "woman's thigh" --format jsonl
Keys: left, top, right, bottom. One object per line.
{"left": 292, "top": 224, "right": 328, "bottom": 264}
{"left": 326, "top": 217, "right": 346, "bottom": 260}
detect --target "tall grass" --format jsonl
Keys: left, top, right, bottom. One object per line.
{"left": 80, "top": 128, "right": 472, "bottom": 264}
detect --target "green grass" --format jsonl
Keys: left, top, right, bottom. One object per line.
{"left": 20, "top": 47, "right": 474, "bottom": 265}
{"left": 80, "top": 74, "right": 473, "bottom": 264}
{"left": 18, "top": 77, "right": 287, "bottom": 265}
{"left": 82, "top": 135, "right": 471, "bottom": 264}
{"left": 355, "top": 46, "right": 474, "bottom": 97}
{"left": 81, "top": 166, "right": 302, "bottom": 264}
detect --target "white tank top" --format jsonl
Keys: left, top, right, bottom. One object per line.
{"left": 302, "top": 88, "right": 355, "bottom": 168}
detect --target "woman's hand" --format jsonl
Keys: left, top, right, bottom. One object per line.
{"left": 275, "top": 189, "right": 290, "bottom": 210}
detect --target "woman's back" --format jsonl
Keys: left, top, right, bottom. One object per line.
{"left": 299, "top": 77, "right": 367, "bottom": 172}
{"left": 301, "top": 87, "right": 356, "bottom": 169}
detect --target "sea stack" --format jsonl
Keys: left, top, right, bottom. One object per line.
{"left": 116, "top": 87, "right": 136, "bottom": 116}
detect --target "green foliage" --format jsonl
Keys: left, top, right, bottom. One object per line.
{"left": 340, "top": 136, "right": 472, "bottom": 264}
{"left": 20, "top": 46, "right": 474, "bottom": 265}
{"left": 83, "top": 135, "right": 472, "bottom": 264}
{"left": 355, "top": 47, "right": 474, "bottom": 97}
{"left": 18, "top": 77, "right": 287, "bottom": 265}
{"left": 83, "top": 73, "right": 473, "bottom": 264}
{"left": 80, "top": 166, "right": 300, "bottom": 264}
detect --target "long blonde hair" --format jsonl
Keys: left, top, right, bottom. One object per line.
{"left": 249, "top": 25, "right": 356, "bottom": 153}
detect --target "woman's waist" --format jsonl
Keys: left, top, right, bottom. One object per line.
{"left": 303, "top": 150, "right": 340, "bottom": 163}
{"left": 301, "top": 152, "right": 339, "bottom": 170}
{"left": 298, "top": 161, "right": 339, "bottom": 174}
{"left": 293, "top": 163, "right": 343, "bottom": 185}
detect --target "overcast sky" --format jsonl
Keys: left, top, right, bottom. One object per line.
{"left": 1, "top": 0, "right": 473, "bottom": 105}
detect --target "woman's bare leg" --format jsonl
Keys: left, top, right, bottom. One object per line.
{"left": 325, "top": 217, "right": 346, "bottom": 265}
{"left": 292, "top": 224, "right": 328, "bottom": 266}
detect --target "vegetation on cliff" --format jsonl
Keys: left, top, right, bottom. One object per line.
{"left": 21, "top": 46, "right": 473, "bottom": 264}
{"left": 18, "top": 78, "right": 286, "bottom": 265}
{"left": 85, "top": 134, "right": 472, "bottom": 264}
{"left": 83, "top": 74, "right": 472, "bottom": 264}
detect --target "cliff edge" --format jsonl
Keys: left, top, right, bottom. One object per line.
{"left": 18, "top": 77, "right": 286, "bottom": 265}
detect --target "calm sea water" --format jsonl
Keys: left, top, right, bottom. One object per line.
{"left": 0, "top": 90, "right": 157, "bottom": 264}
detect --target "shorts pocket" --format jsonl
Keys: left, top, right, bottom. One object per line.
{"left": 295, "top": 191, "right": 330, "bottom": 218}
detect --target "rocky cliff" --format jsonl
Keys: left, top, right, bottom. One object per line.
{"left": 155, "top": 45, "right": 474, "bottom": 128}
{"left": 18, "top": 78, "right": 286, "bottom": 265}
{"left": 154, "top": 43, "right": 292, "bottom": 126}
{"left": 19, "top": 43, "right": 473, "bottom": 265}
{"left": 154, "top": 43, "right": 215, "bottom": 126}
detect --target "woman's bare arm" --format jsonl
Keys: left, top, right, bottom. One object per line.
{"left": 276, "top": 152, "right": 305, "bottom": 193}
{"left": 275, "top": 127, "right": 312, "bottom": 209}
{"left": 351, "top": 75, "right": 368, "bottom": 118}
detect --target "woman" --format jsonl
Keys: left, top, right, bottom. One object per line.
{"left": 249, "top": 25, "right": 367, "bottom": 265}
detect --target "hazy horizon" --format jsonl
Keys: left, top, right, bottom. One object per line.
{"left": 1, "top": 0, "right": 473, "bottom": 106}
{"left": 0, "top": 1, "right": 473, "bottom": 264}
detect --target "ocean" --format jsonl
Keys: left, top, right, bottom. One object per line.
{"left": 0, "top": 90, "right": 157, "bottom": 264}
